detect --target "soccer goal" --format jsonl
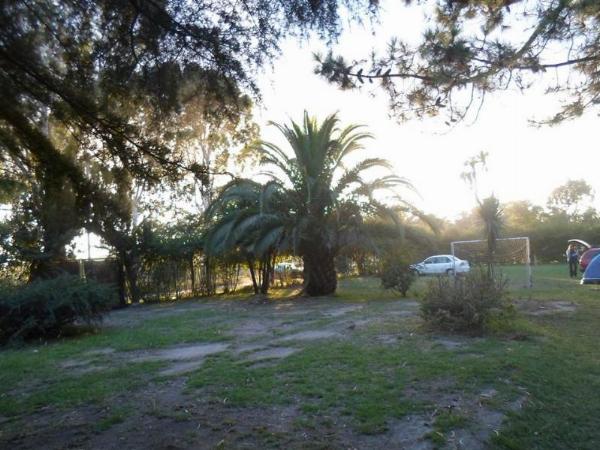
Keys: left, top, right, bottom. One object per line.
{"left": 450, "top": 237, "right": 532, "bottom": 288}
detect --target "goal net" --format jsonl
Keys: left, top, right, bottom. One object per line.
{"left": 451, "top": 237, "right": 532, "bottom": 288}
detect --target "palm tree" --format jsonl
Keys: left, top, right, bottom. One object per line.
{"left": 205, "top": 112, "right": 413, "bottom": 296}
{"left": 478, "top": 195, "right": 504, "bottom": 276}
{"left": 203, "top": 180, "right": 278, "bottom": 295}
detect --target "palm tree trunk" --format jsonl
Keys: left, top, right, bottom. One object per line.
{"left": 259, "top": 255, "right": 271, "bottom": 294}
{"left": 303, "top": 250, "right": 337, "bottom": 296}
{"left": 247, "top": 257, "right": 260, "bottom": 294}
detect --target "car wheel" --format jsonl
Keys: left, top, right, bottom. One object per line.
{"left": 446, "top": 268, "right": 455, "bottom": 276}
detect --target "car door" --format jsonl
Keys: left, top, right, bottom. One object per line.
{"left": 438, "top": 256, "right": 452, "bottom": 273}
{"left": 422, "top": 257, "right": 436, "bottom": 274}
{"left": 428, "top": 257, "right": 444, "bottom": 274}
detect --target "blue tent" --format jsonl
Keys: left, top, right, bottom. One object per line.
{"left": 581, "top": 254, "right": 600, "bottom": 285}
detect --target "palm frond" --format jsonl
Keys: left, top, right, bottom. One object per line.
{"left": 333, "top": 158, "right": 393, "bottom": 195}
{"left": 259, "top": 155, "right": 296, "bottom": 183}
{"left": 206, "top": 178, "right": 260, "bottom": 217}
{"left": 353, "top": 174, "right": 416, "bottom": 198}
{"left": 252, "top": 224, "right": 285, "bottom": 257}
{"left": 331, "top": 125, "right": 373, "bottom": 170}
{"left": 259, "top": 180, "right": 284, "bottom": 213}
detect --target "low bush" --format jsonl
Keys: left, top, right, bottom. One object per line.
{"left": 420, "top": 269, "right": 512, "bottom": 334}
{"left": 380, "top": 259, "right": 416, "bottom": 297}
{"left": 0, "top": 275, "right": 116, "bottom": 344}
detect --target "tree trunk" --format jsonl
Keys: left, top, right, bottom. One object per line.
{"left": 189, "top": 254, "right": 196, "bottom": 295}
{"left": 174, "top": 261, "right": 180, "bottom": 300}
{"left": 233, "top": 264, "right": 240, "bottom": 293}
{"left": 202, "top": 255, "right": 216, "bottom": 296}
{"left": 117, "top": 259, "right": 127, "bottom": 308}
{"left": 122, "top": 252, "right": 141, "bottom": 303}
{"left": 356, "top": 253, "right": 367, "bottom": 277}
{"left": 303, "top": 250, "right": 337, "bottom": 296}
{"left": 259, "top": 256, "right": 271, "bottom": 295}
{"left": 248, "top": 258, "right": 259, "bottom": 294}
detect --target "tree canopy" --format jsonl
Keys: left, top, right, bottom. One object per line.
{"left": 316, "top": 0, "right": 600, "bottom": 123}
{"left": 547, "top": 178, "right": 595, "bottom": 219}
{"left": 0, "top": 0, "right": 379, "bottom": 282}
{"left": 1, "top": 0, "right": 374, "bottom": 195}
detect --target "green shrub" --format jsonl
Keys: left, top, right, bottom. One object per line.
{"left": 380, "top": 259, "right": 416, "bottom": 297}
{"left": 0, "top": 275, "right": 116, "bottom": 343}
{"left": 420, "top": 269, "right": 511, "bottom": 334}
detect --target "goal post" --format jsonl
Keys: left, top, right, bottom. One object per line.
{"left": 451, "top": 237, "right": 532, "bottom": 288}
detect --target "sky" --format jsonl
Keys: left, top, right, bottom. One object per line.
{"left": 252, "top": 1, "right": 600, "bottom": 221}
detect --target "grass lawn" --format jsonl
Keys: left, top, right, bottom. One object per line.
{"left": 1, "top": 264, "right": 599, "bottom": 449}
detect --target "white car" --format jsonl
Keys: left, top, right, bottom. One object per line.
{"left": 410, "top": 255, "right": 470, "bottom": 276}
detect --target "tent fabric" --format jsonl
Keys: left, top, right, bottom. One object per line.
{"left": 568, "top": 239, "right": 592, "bottom": 250}
{"left": 581, "top": 254, "right": 600, "bottom": 285}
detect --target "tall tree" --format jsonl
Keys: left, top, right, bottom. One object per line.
{"left": 206, "top": 112, "right": 414, "bottom": 296}
{"left": 1, "top": 119, "right": 85, "bottom": 280}
{"left": 174, "top": 74, "right": 259, "bottom": 213}
{"left": 460, "top": 151, "right": 503, "bottom": 275}
{"left": 547, "top": 179, "right": 594, "bottom": 220}
{"left": 478, "top": 195, "right": 504, "bottom": 276}
{"left": 504, "top": 200, "right": 543, "bottom": 232}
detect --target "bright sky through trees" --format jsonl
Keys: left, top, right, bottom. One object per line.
{"left": 254, "top": 1, "right": 600, "bottom": 220}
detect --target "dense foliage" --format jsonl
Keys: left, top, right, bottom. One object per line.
{"left": 380, "top": 259, "right": 416, "bottom": 297}
{"left": 0, "top": 276, "right": 116, "bottom": 343}
{"left": 420, "top": 270, "right": 511, "bottom": 334}
{"left": 0, "top": 0, "right": 374, "bottom": 286}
